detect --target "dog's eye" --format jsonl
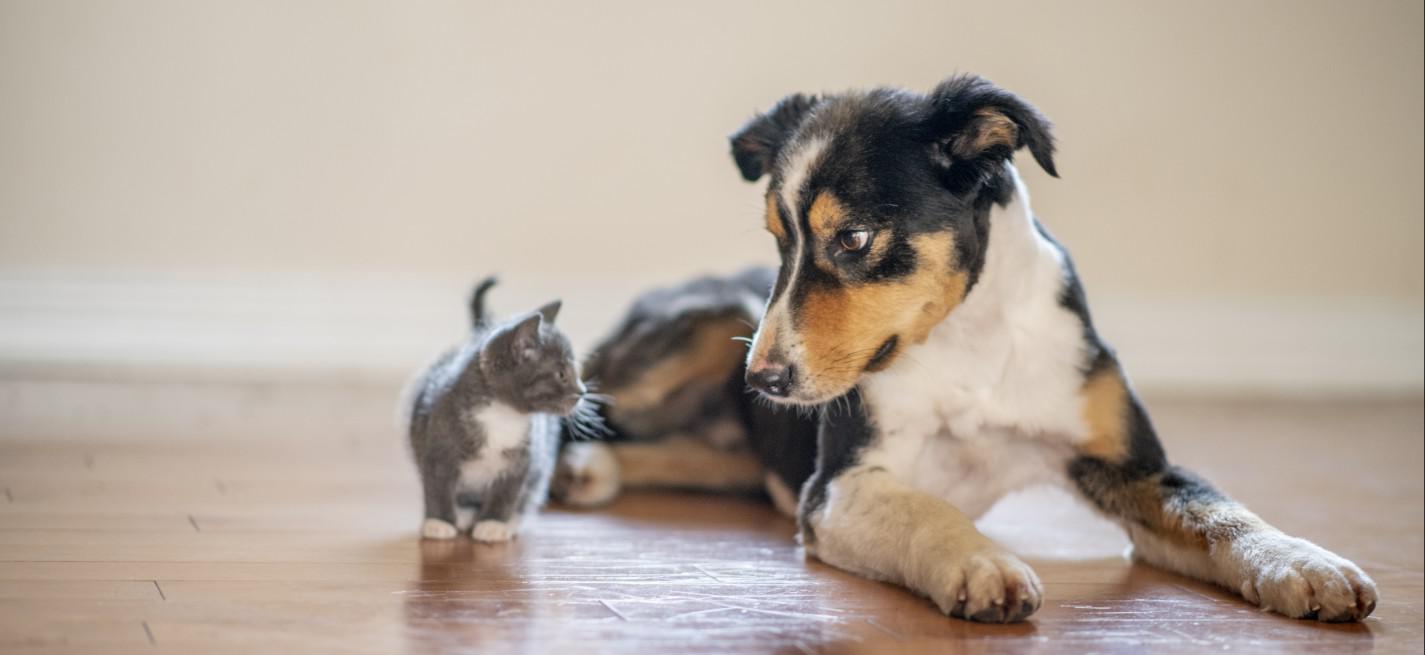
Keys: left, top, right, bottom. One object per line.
{"left": 838, "top": 229, "right": 871, "bottom": 253}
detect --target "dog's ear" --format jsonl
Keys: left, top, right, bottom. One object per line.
{"left": 925, "top": 75, "right": 1057, "bottom": 179}
{"left": 729, "top": 93, "right": 820, "bottom": 182}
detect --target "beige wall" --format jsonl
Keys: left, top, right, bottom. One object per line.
{"left": 0, "top": 1, "right": 1421, "bottom": 390}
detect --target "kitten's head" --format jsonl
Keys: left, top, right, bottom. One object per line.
{"left": 480, "top": 300, "right": 585, "bottom": 415}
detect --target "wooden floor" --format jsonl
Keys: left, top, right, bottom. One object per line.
{"left": 0, "top": 379, "right": 1421, "bottom": 654}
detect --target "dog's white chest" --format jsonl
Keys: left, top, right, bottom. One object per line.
{"left": 859, "top": 369, "right": 1078, "bottom": 518}
{"left": 859, "top": 356, "right": 1078, "bottom": 515}
{"left": 855, "top": 178, "right": 1091, "bottom": 517}
{"left": 916, "top": 429, "right": 1070, "bottom": 518}
{"left": 459, "top": 401, "right": 530, "bottom": 487}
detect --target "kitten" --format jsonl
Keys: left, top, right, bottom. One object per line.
{"left": 406, "top": 277, "right": 585, "bottom": 542}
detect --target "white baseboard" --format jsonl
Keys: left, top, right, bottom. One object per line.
{"left": 0, "top": 272, "right": 1420, "bottom": 395}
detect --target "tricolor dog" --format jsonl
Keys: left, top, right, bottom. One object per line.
{"left": 556, "top": 75, "right": 1378, "bottom": 624}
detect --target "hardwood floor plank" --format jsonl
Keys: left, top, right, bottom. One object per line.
{"left": 0, "top": 580, "right": 161, "bottom": 601}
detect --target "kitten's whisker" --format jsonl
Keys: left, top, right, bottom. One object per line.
{"left": 565, "top": 401, "right": 612, "bottom": 441}
{"left": 581, "top": 392, "right": 614, "bottom": 406}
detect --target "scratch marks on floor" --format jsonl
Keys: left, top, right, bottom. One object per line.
{"left": 692, "top": 563, "right": 725, "bottom": 583}
{"left": 865, "top": 617, "right": 903, "bottom": 640}
{"left": 598, "top": 599, "right": 629, "bottom": 622}
{"left": 1173, "top": 584, "right": 1223, "bottom": 603}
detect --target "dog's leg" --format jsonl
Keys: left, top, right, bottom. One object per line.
{"left": 613, "top": 436, "right": 765, "bottom": 491}
{"left": 801, "top": 466, "right": 1042, "bottom": 622}
{"left": 798, "top": 390, "right": 1041, "bottom": 623}
{"left": 553, "top": 436, "right": 765, "bottom": 507}
{"left": 1071, "top": 361, "right": 1378, "bottom": 621}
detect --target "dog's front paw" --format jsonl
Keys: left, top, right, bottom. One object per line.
{"left": 931, "top": 548, "right": 1043, "bottom": 623}
{"left": 421, "top": 518, "right": 459, "bottom": 540}
{"left": 471, "top": 519, "right": 515, "bottom": 543}
{"left": 1234, "top": 532, "right": 1377, "bottom": 622}
{"left": 552, "top": 442, "right": 620, "bottom": 507}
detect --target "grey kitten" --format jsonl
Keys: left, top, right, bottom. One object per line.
{"left": 406, "top": 277, "right": 585, "bottom": 542}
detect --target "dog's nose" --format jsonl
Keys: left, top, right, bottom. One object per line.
{"left": 747, "top": 362, "right": 795, "bottom": 398}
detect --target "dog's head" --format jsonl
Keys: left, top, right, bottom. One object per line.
{"left": 731, "top": 75, "right": 1057, "bottom": 405}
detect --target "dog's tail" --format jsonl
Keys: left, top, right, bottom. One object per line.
{"left": 469, "top": 276, "right": 498, "bottom": 329}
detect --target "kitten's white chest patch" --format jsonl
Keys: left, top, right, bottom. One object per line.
{"left": 459, "top": 401, "right": 530, "bottom": 488}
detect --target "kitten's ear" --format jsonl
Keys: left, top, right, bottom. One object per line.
{"left": 512, "top": 312, "right": 543, "bottom": 348}
{"left": 536, "top": 300, "right": 561, "bottom": 325}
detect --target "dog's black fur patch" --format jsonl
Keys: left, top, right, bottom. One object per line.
{"left": 730, "top": 362, "right": 819, "bottom": 492}
{"left": 797, "top": 388, "right": 877, "bottom": 545}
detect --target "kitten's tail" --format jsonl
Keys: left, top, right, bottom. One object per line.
{"left": 470, "top": 276, "right": 498, "bottom": 329}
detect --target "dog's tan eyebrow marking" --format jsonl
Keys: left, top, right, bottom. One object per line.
{"left": 765, "top": 193, "right": 787, "bottom": 240}
{"left": 806, "top": 190, "right": 894, "bottom": 272}
{"left": 807, "top": 192, "right": 848, "bottom": 239}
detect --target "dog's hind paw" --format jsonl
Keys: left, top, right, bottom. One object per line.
{"left": 552, "top": 442, "right": 620, "bottom": 507}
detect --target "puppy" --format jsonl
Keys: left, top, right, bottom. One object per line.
{"left": 719, "top": 74, "right": 1378, "bottom": 623}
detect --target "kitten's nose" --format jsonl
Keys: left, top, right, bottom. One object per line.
{"left": 577, "top": 381, "right": 588, "bottom": 395}
{"left": 746, "top": 361, "right": 795, "bottom": 398}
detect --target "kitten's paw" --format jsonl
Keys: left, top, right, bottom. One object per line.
{"left": 471, "top": 519, "right": 515, "bottom": 543}
{"left": 1235, "top": 533, "right": 1377, "bottom": 622}
{"left": 930, "top": 548, "right": 1042, "bottom": 623}
{"left": 420, "top": 518, "right": 459, "bottom": 540}
{"left": 552, "top": 442, "right": 620, "bottom": 507}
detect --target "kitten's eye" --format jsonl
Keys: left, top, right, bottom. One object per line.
{"left": 838, "top": 229, "right": 871, "bottom": 253}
